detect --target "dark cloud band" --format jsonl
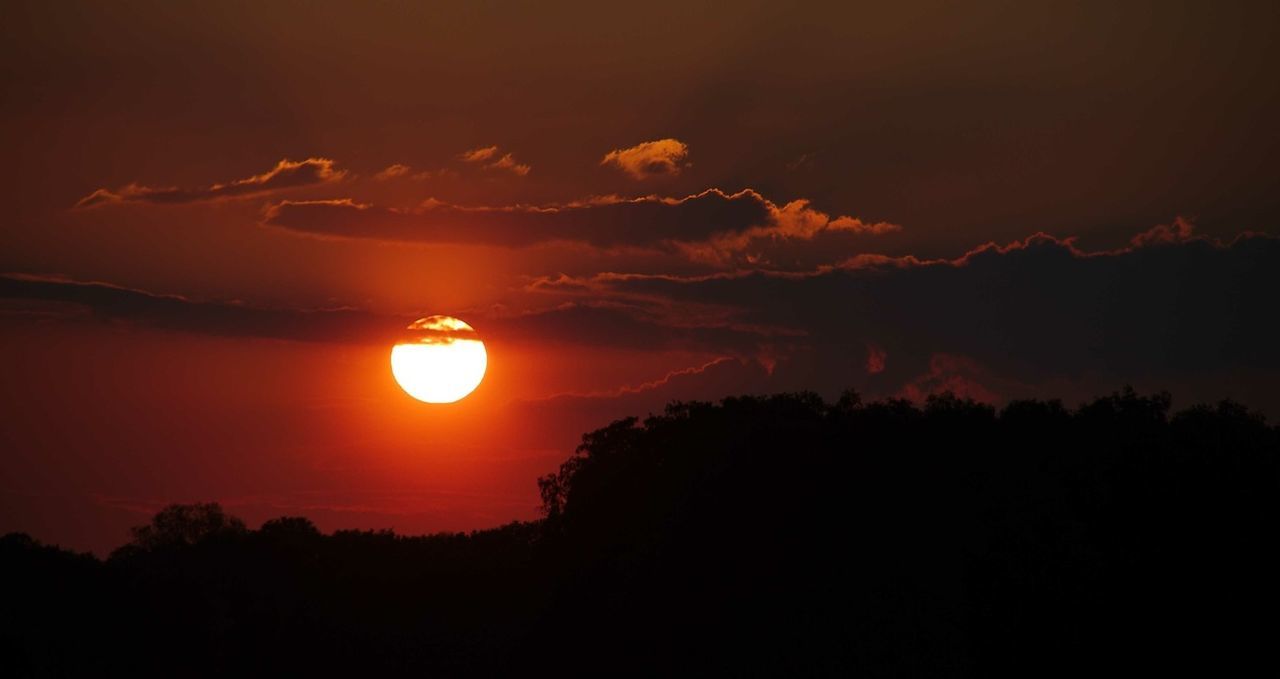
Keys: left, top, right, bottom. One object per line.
{"left": 0, "top": 275, "right": 771, "bottom": 353}
{"left": 262, "top": 189, "right": 772, "bottom": 248}
{"left": 262, "top": 188, "right": 896, "bottom": 261}
{"left": 535, "top": 227, "right": 1280, "bottom": 401}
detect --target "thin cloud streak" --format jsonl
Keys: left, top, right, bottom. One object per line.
{"left": 262, "top": 187, "right": 895, "bottom": 261}
{"left": 74, "top": 158, "right": 346, "bottom": 208}
{"left": 459, "top": 145, "right": 530, "bottom": 175}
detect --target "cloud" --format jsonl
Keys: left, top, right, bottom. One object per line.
{"left": 459, "top": 145, "right": 530, "bottom": 175}
{"left": 0, "top": 273, "right": 396, "bottom": 344}
{"left": 1129, "top": 215, "right": 1197, "bottom": 248}
{"left": 674, "top": 198, "right": 901, "bottom": 266}
{"left": 481, "top": 301, "right": 780, "bottom": 356}
{"left": 263, "top": 189, "right": 772, "bottom": 249}
{"left": 487, "top": 153, "right": 531, "bottom": 176}
{"left": 10, "top": 221, "right": 1279, "bottom": 415}
{"left": 786, "top": 152, "right": 817, "bottom": 172}
{"left": 0, "top": 274, "right": 774, "bottom": 356}
{"left": 374, "top": 164, "right": 439, "bottom": 181}
{"left": 374, "top": 164, "right": 413, "bottom": 181}
{"left": 601, "top": 139, "right": 690, "bottom": 179}
{"left": 866, "top": 344, "right": 887, "bottom": 374}
{"left": 263, "top": 188, "right": 895, "bottom": 262}
{"left": 512, "top": 356, "right": 772, "bottom": 444}
{"left": 898, "top": 354, "right": 999, "bottom": 404}
{"left": 533, "top": 224, "right": 1280, "bottom": 409}
{"left": 528, "top": 356, "right": 738, "bottom": 401}
{"left": 459, "top": 146, "right": 500, "bottom": 163}
{"left": 74, "top": 158, "right": 346, "bottom": 208}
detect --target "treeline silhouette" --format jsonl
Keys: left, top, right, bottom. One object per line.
{"left": 3, "top": 388, "right": 1278, "bottom": 676}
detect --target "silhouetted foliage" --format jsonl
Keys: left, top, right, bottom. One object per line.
{"left": 113, "top": 501, "right": 247, "bottom": 556}
{"left": 3, "top": 388, "right": 1278, "bottom": 676}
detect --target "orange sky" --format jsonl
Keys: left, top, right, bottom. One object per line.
{"left": 3, "top": 1, "right": 1279, "bottom": 553}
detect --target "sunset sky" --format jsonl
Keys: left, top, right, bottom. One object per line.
{"left": 3, "top": 1, "right": 1278, "bottom": 554}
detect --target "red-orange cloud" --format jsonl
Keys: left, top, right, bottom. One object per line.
{"left": 459, "top": 145, "right": 530, "bottom": 176}
{"left": 373, "top": 164, "right": 413, "bottom": 181}
{"left": 488, "top": 153, "right": 531, "bottom": 176}
{"left": 601, "top": 139, "right": 690, "bottom": 179}
{"left": 458, "top": 146, "right": 500, "bottom": 163}
{"left": 74, "top": 158, "right": 345, "bottom": 208}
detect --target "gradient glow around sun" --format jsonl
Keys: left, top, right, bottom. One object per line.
{"left": 390, "top": 316, "right": 487, "bottom": 403}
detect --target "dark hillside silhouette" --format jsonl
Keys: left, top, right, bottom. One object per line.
{"left": 4, "top": 388, "right": 1278, "bottom": 676}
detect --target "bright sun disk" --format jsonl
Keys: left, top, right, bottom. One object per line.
{"left": 390, "top": 316, "right": 487, "bottom": 403}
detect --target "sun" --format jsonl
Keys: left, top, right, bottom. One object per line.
{"left": 390, "top": 316, "right": 487, "bottom": 403}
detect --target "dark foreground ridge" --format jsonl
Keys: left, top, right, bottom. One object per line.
{"left": 4, "top": 389, "right": 1279, "bottom": 676}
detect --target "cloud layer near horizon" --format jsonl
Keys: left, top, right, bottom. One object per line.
{"left": 531, "top": 225, "right": 1280, "bottom": 402}
{"left": 0, "top": 273, "right": 772, "bottom": 353}
{"left": 6, "top": 224, "right": 1277, "bottom": 410}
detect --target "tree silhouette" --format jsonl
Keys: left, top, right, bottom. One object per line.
{"left": 116, "top": 502, "right": 247, "bottom": 555}
{"left": 3, "top": 388, "right": 1278, "bottom": 676}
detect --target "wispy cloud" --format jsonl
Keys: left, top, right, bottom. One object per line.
{"left": 0, "top": 273, "right": 773, "bottom": 354}
{"left": 487, "top": 153, "right": 530, "bottom": 176}
{"left": 262, "top": 189, "right": 772, "bottom": 249}
{"left": 459, "top": 145, "right": 530, "bottom": 176}
{"left": 74, "top": 158, "right": 346, "bottom": 208}
{"left": 458, "top": 146, "right": 500, "bottom": 163}
{"left": 373, "top": 164, "right": 413, "bottom": 181}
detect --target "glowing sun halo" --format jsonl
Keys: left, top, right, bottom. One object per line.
{"left": 390, "top": 316, "right": 487, "bottom": 403}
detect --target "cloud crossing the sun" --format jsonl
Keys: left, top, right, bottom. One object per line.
{"left": 5, "top": 220, "right": 1278, "bottom": 411}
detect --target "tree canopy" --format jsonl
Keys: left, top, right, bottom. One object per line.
{"left": 4, "top": 388, "right": 1277, "bottom": 676}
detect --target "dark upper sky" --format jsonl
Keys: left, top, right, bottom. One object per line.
{"left": 2, "top": 1, "right": 1278, "bottom": 553}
